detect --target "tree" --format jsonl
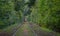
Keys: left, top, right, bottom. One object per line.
{"left": 29, "top": 0, "right": 60, "bottom": 32}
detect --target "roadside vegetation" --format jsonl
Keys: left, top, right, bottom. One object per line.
{"left": 0, "top": 0, "right": 60, "bottom": 35}
{"left": 29, "top": 0, "right": 60, "bottom": 33}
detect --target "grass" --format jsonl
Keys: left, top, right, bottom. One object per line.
{"left": 40, "top": 27, "right": 60, "bottom": 36}
{"left": 0, "top": 24, "right": 17, "bottom": 32}
{"left": 31, "top": 24, "right": 60, "bottom": 36}
{"left": 0, "top": 29, "right": 3, "bottom": 32}
{"left": 15, "top": 23, "right": 35, "bottom": 36}
{"left": 40, "top": 27, "right": 53, "bottom": 32}
{"left": 3, "top": 23, "right": 19, "bottom": 32}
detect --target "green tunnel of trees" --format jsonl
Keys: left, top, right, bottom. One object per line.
{"left": 0, "top": 0, "right": 60, "bottom": 32}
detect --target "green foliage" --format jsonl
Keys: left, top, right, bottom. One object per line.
{"left": 28, "top": 0, "right": 36, "bottom": 7}
{"left": 29, "top": 0, "right": 60, "bottom": 32}
{"left": 14, "top": 0, "right": 25, "bottom": 11}
{"left": 0, "top": 0, "right": 22, "bottom": 29}
{"left": 0, "top": 0, "right": 60, "bottom": 33}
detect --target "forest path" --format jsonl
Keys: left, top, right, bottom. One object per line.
{"left": 15, "top": 22, "right": 57, "bottom": 36}
{"left": 0, "top": 22, "right": 57, "bottom": 36}
{"left": 15, "top": 22, "right": 36, "bottom": 36}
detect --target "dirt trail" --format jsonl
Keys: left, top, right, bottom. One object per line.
{"left": 23, "top": 29, "right": 29, "bottom": 36}
{"left": 15, "top": 22, "right": 36, "bottom": 36}
{"left": 0, "top": 22, "right": 59, "bottom": 36}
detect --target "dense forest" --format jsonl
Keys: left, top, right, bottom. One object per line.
{"left": 28, "top": 0, "right": 60, "bottom": 32}
{"left": 0, "top": 0, "right": 24, "bottom": 29}
{"left": 0, "top": 0, "right": 60, "bottom": 33}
